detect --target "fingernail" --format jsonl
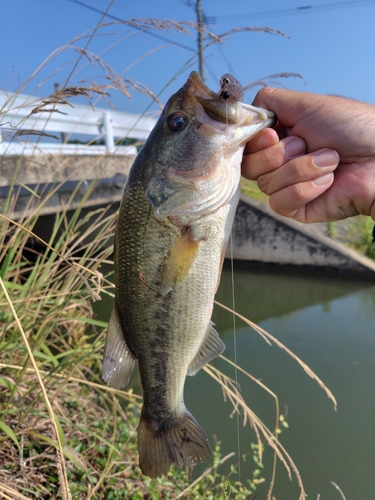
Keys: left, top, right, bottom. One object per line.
{"left": 312, "top": 149, "right": 339, "bottom": 167}
{"left": 312, "top": 173, "right": 334, "bottom": 187}
{"left": 284, "top": 137, "right": 306, "bottom": 158}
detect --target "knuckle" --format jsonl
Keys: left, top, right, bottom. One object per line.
{"left": 291, "top": 182, "right": 310, "bottom": 203}
{"left": 259, "top": 144, "right": 286, "bottom": 174}
{"left": 257, "top": 174, "right": 272, "bottom": 195}
{"left": 255, "top": 86, "right": 275, "bottom": 101}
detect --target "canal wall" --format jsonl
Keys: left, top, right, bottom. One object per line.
{"left": 228, "top": 195, "right": 375, "bottom": 278}
{"left": 0, "top": 154, "right": 134, "bottom": 218}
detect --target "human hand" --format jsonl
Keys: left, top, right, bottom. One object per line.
{"left": 242, "top": 88, "right": 375, "bottom": 223}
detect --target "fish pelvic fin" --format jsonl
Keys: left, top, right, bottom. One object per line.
{"left": 161, "top": 229, "right": 200, "bottom": 295}
{"left": 138, "top": 409, "right": 211, "bottom": 479}
{"left": 187, "top": 321, "right": 225, "bottom": 376}
{"left": 102, "top": 303, "right": 136, "bottom": 389}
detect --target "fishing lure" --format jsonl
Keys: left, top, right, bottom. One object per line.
{"left": 219, "top": 73, "right": 244, "bottom": 102}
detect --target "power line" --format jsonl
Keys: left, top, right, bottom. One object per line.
{"left": 211, "top": 0, "right": 375, "bottom": 24}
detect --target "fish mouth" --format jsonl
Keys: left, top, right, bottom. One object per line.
{"left": 186, "top": 71, "right": 276, "bottom": 127}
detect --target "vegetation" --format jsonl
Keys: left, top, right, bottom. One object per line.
{"left": 0, "top": 178, "right": 279, "bottom": 499}
{"left": 240, "top": 178, "right": 269, "bottom": 204}
{"left": 329, "top": 215, "right": 375, "bottom": 260}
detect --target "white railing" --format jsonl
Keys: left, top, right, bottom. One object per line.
{"left": 0, "top": 90, "right": 157, "bottom": 156}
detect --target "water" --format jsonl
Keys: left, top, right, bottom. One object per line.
{"left": 95, "top": 263, "right": 375, "bottom": 499}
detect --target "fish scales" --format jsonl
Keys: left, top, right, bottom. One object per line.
{"left": 116, "top": 175, "right": 229, "bottom": 415}
{"left": 102, "top": 71, "right": 275, "bottom": 478}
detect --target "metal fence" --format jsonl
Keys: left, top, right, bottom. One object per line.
{"left": 0, "top": 90, "right": 157, "bottom": 156}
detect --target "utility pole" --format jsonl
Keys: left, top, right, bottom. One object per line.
{"left": 196, "top": 0, "right": 205, "bottom": 81}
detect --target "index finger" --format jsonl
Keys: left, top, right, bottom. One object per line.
{"left": 244, "top": 127, "right": 279, "bottom": 154}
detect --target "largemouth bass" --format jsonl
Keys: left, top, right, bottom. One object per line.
{"left": 102, "top": 71, "right": 275, "bottom": 478}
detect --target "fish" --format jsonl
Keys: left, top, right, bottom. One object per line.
{"left": 102, "top": 71, "right": 275, "bottom": 479}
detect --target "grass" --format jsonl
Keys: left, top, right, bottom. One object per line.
{"left": 0, "top": 179, "right": 117, "bottom": 499}
{"left": 240, "top": 178, "right": 269, "bottom": 204}
{"left": 328, "top": 215, "right": 375, "bottom": 260}
{"left": 0, "top": 365, "right": 257, "bottom": 500}
{"left": 0, "top": 12, "right": 337, "bottom": 500}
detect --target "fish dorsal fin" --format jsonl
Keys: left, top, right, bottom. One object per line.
{"left": 161, "top": 229, "right": 200, "bottom": 296}
{"left": 102, "top": 304, "right": 136, "bottom": 389}
{"left": 187, "top": 321, "right": 225, "bottom": 376}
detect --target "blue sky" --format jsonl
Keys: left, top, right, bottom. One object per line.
{"left": 2, "top": 0, "right": 375, "bottom": 117}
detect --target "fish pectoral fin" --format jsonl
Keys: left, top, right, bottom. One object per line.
{"left": 102, "top": 304, "right": 136, "bottom": 389}
{"left": 187, "top": 321, "right": 225, "bottom": 376}
{"left": 161, "top": 229, "right": 200, "bottom": 296}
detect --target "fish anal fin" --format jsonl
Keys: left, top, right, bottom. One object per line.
{"left": 187, "top": 321, "right": 225, "bottom": 376}
{"left": 102, "top": 304, "right": 136, "bottom": 389}
{"left": 161, "top": 229, "right": 200, "bottom": 295}
{"left": 138, "top": 409, "right": 211, "bottom": 479}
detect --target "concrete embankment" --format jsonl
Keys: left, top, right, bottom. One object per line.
{"left": 227, "top": 195, "right": 375, "bottom": 279}
{"left": 0, "top": 154, "right": 134, "bottom": 219}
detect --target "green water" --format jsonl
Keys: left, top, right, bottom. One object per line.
{"left": 95, "top": 263, "right": 375, "bottom": 499}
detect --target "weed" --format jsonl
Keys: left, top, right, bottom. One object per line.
{"left": 347, "top": 215, "right": 375, "bottom": 260}
{"left": 240, "top": 178, "right": 269, "bottom": 204}
{"left": 323, "top": 217, "right": 375, "bottom": 260}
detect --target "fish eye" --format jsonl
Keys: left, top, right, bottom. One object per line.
{"left": 167, "top": 113, "right": 187, "bottom": 132}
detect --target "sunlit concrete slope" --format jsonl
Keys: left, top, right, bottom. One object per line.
{"left": 228, "top": 195, "right": 375, "bottom": 278}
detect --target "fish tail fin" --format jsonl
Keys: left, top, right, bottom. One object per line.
{"left": 138, "top": 409, "right": 211, "bottom": 478}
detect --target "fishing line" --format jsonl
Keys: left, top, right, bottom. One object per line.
{"left": 230, "top": 232, "right": 241, "bottom": 482}
{"left": 223, "top": 93, "right": 241, "bottom": 481}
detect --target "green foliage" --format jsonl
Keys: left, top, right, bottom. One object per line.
{"left": 348, "top": 215, "right": 375, "bottom": 260}
{"left": 326, "top": 221, "right": 338, "bottom": 239}
{"left": 0, "top": 370, "right": 264, "bottom": 499}
{"left": 240, "top": 178, "right": 269, "bottom": 203}
{"left": 324, "top": 216, "right": 375, "bottom": 260}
